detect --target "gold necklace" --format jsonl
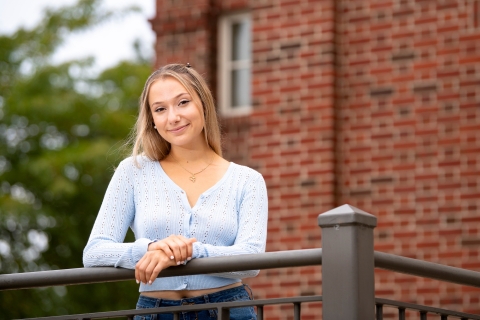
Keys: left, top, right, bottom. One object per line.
{"left": 174, "top": 156, "right": 214, "bottom": 183}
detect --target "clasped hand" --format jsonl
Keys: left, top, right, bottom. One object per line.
{"left": 135, "top": 235, "right": 197, "bottom": 285}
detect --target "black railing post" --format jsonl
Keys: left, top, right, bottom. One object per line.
{"left": 318, "top": 204, "right": 377, "bottom": 320}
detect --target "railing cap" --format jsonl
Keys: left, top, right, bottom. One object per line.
{"left": 318, "top": 204, "right": 377, "bottom": 228}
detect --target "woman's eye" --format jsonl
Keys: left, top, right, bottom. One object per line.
{"left": 154, "top": 107, "right": 165, "bottom": 112}
{"left": 179, "top": 100, "right": 189, "bottom": 106}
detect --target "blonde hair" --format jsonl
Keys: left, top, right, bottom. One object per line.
{"left": 130, "top": 64, "right": 222, "bottom": 164}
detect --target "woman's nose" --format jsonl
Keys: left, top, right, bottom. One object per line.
{"left": 167, "top": 108, "right": 180, "bottom": 123}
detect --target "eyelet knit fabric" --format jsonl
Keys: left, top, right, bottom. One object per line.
{"left": 83, "top": 156, "right": 268, "bottom": 292}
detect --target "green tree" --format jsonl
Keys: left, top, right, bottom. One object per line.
{"left": 0, "top": 0, "right": 152, "bottom": 318}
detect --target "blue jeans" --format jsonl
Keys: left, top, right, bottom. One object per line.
{"left": 134, "top": 285, "right": 256, "bottom": 320}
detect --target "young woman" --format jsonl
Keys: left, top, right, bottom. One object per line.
{"left": 83, "top": 64, "right": 268, "bottom": 320}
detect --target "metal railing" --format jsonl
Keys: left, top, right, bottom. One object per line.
{"left": 375, "top": 298, "right": 480, "bottom": 320}
{"left": 10, "top": 296, "right": 323, "bottom": 320}
{"left": 0, "top": 249, "right": 323, "bottom": 290}
{"left": 1, "top": 204, "right": 480, "bottom": 319}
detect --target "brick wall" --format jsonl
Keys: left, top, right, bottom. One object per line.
{"left": 151, "top": 0, "right": 480, "bottom": 318}
{"left": 336, "top": 0, "right": 480, "bottom": 316}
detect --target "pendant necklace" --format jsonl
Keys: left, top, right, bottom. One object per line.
{"left": 174, "top": 156, "right": 214, "bottom": 183}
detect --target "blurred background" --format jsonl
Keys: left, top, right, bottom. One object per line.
{"left": 1, "top": 0, "right": 480, "bottom": 319}
{"left": 0, "top": 0, "right": 155, "bottom": 72}
{"left": 0, "top": 0, "right": 155, "bottom": 318}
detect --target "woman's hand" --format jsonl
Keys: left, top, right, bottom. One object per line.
{"left": 135, "top": 235, "right": 197, "bottom": 285}
{"left": 135, "top": 249, "right": 176, "bottom": 285}
{"left": 148, "top": 235, "right": 197, "bottom": 266}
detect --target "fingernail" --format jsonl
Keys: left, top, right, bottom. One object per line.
{"left": 177, "top": 261, "right": 181, "bottom": 265}
{"left": 187, "top": 257, "right": 192, "bottom": 261}
{"left": 148, "top": 280, "right": 152, "bottom": 285}
{"left": 136, "top": 280, "right": 139, "bottom": 284}
{"left": 170, "top": 256, "right": 174, "bottom": 260}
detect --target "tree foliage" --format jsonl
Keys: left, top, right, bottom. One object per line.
{"left": 0, "top": 0, "right": 151, "bottom": 318}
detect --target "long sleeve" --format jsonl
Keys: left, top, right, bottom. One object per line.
{"left": 191, "top": 174, "right": 268, "bottom": 278}
{"left": 83, "top": 159, "right": 151, "bottom": 269}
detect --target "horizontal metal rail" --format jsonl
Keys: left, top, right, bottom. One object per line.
{"left": 0, "top": 249, "right": 323, "bottom": 290}
{"left": 22, "top": 296, "right": 480, "bottom": 320}
{"left": 375, "top": 298, "right": 480, "bottom": 320}
{"left": 3, "top": 249, "right": 480, "bottom": 291}
{"left": 374, "top": 251, "right": 480, "bottom": 288}
{"left": 24, "top": 295, "right": 323, "bottom": 320}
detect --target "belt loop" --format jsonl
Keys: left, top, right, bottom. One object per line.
{"left": 204, "top": 294, "right": 216, "bottom": 318}
{"left": 244, "top": 283, "right": 255, "bottom": 300}
{"left": 150, "top": 299, "right": 161, "bottom": 320}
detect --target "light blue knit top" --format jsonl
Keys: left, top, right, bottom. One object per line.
{"left": 83, "top": 156, "right": 268, "bottom": 292}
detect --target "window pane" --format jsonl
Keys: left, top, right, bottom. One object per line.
{"left": 231, "top": 19, "right": 250, "bottom": 61}
{"left": 231, "top": 68, "right": 251, "bottom": 108}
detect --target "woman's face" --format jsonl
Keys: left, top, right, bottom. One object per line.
{"left": 148, "top": 77, "right": 205, "bottom": 149}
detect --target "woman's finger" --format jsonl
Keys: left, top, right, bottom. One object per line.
{"left": 148, "top": 257, "right": 172, "bottom": 284}
{"left": 135, "top": 255, "right": 150, "bottom": 284}
{"left": 175, "top": 235, "right": 196, "bottom": 261}
{"left": 148, "top": 235, "right": 196, "bottom": 264}
{"left": 136, "top": 250, "right": 177, "bottom": 285}
{"left": 150, "top": 241, "right": 175, "bottom": 261}
{"left": 160, "top": 235, "right": 190, "bottom": 264}
{"left": 186, "top": 237, "right": 197, "bottom": 260}
{"left": 169, "top": 236, "right": 189, "bottom": 264}
{"left": 143, "top": 259, "right": 157, "bottom": 285}
{"left": 135, "top": 257, "right": 142, "bottom": 283}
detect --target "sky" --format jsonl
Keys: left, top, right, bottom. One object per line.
{"left": 0, "top": 0, "right": 156, "bottom": 73}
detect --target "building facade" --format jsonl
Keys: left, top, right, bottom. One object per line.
{"left": 150, "top": 0, "right": 480, "bottom": 318}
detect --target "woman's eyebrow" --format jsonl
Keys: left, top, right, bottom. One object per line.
{"left": 151, "top": 92, "right": 189, "bottom": 106}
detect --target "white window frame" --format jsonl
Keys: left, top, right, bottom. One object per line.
{"left": 217, "top": 12, "right": 252, "bottom": 117}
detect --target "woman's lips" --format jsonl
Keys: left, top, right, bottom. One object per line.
{"left": 168, "top": 124, "right": 189, "bottom": 133}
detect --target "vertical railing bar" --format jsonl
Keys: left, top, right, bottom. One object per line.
{"left": 398, "top": 307, "right": 405, "bottom": 320}
{"left": 293, "top": 302, "right": 301, "bottom": 320}
{"left": 126, "top": 316, "right": 133, "bottom": 320}
{"left": 217, "top": 307, "right": 230, "bottom": 320}
{"left": 420, "top": 311, "right": 427, "bottom": 320}
{"left": 173, "top": 312, "right": 180, "bottom": 320}
{"left": 257, "top": 305, "right": 264, "bottom": 320}
{"left": 376, "top": 303, "right": 383, "bottom": 320}
{"left": 440, "top": 315, "right": 448, "bottom": 320}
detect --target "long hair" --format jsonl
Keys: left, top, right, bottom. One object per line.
{"left": 130, "top": 64, "right": 222, "bottom": 165}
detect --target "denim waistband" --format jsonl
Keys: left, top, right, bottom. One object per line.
{"left": 138, "top": 284, "right": 249, "bottom": 307}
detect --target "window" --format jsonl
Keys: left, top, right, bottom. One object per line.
{"left": 218, "top": 12, "right": 251, "bottom": 117}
